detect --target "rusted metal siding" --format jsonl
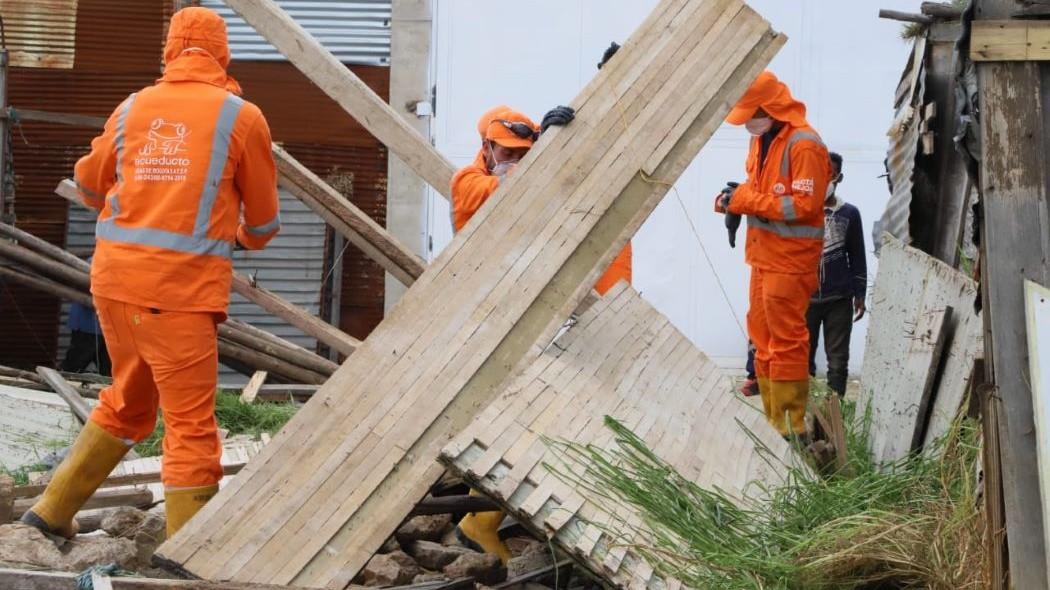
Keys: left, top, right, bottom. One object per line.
{"left": 228, "top": 61, "right": 389, "bottom": 341}
{"left": 0, "top": 0, "right": 169, "bottom": 368}
{"left": 0, "top": 0, "right": 78, "bottom": 69}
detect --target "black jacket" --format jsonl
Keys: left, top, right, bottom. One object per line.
{"left": 813, "top": 196, "right": 867, "bottom": 302}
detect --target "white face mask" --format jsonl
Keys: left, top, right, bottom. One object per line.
{"left": 826, "top": 181, "right": 837, "bottom": 200}
{"left": 745, "top": 116, "right": 773, "bottom": 136}
{"left": 491, "top": 159, "right": 519, "bottom": 178}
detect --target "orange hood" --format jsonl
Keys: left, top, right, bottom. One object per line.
{"left": 726, "top": 71, "right": 808, "bottom": 128}
{"left": 476, "top": 105, "right": 538, "bottom": 149}
{"left": 164, "top": 7, "right": 231, "bottom": 68}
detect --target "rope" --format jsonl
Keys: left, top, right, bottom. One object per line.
{"left": 75, "top": 564, "right": 130, "bottom": 590}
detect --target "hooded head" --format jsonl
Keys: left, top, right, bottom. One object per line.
{"left": 726, "top": 71, "right": 808, "bottom": 128}
{"left": 164, "top": 7, "right": 231, "bottom": 68}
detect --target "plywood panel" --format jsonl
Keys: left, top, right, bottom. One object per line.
{"left": 440, "top": 283, "right": 795, "bottom": 589}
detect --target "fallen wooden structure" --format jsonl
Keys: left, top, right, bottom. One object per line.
{"left": 155, "top": 0, "right": 784, "bottom": 586}
{"left": 440, "top": 282, "right": 795, "bottom": 588}
{"left": 860, "top": 236, "right": 982, "bottom": 463}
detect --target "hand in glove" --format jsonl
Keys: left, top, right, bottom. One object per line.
{"left": 598, "top": 42, "right": 621, "bottom": 70}
{"left": 714, "top": 182, "right": 742, "bottom": 248}
{"left": 541, "top": 105, "right": 575, "bottom": 134}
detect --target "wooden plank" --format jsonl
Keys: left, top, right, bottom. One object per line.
{"left": 0, "top": 568, "right": 320, "bottom": 590}
{"left": 156, "top": 3, "right": 784, "bottom": 586}
{"left": 229, "top": 273, "right": 359, "bottom": 356}
{"left": 971, "top": 20, "right": 1050, "bottom": 61}
{"left": 1026, "top": 279, "right": 1050, "bottom": 580}
{"left": 221, "top": 0, "right": 457, "bottom": 199}
{"left": 13, "top": 488, "right": 153, "bottom": 517}
{"left": 974, "top": 11, "right": 1050, "bottom": 581}
{"left": 35, "top": 366, "right": 92, "bottom": 425}
{"left": 239, "top": 371, "right": 268, "bottom": 404}
{"left": 13, "top": 463, "right": 246, "bottom": 499}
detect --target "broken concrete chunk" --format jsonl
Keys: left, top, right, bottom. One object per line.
{"left": 101, "top": 506, "right": 148, "bottom": 538}
{"left": 408, "top": 539, "right": 474, "bottom": 570}
{"left": 505, "top": 536, "right": 541, "bottom": 557}
{"left": 361, "top": 550, "right": 422, "bottom": 586}
{"left": 0, "top": 523, "right": 65, "bottom": 569}
{"left": 63, "top": 535, "right": 138, "bottom": 571}
{"left": 379, "top": 535, "right": 401, "bottom": 554}
{"left": 413, "top": 572, "right": 449, "bottom": 584}
{"left": 443, "top": 552, "right": 507, "bottom": 585}
{"left": 396, "top": 513, "right": 452, "bottom": 544}
{"left": 507, "top": 546, "right": 554, "bottom": 579}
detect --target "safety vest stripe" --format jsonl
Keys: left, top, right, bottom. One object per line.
{"left": 780, "top": 196, "right": 797, "bottom": 221}
{"left": 114, "top": 94, "right": 137, "bottom": 184}
{"left": 779, "top": 131, "right": 824, "bottom": 176}
{"left": 75, "top": 181, "right": 103, "bottom": 200}
{"left": 96, "top": 220, "right": 233, "bottom": 258}
{"left": 747, "top": 216, "right": 824, "bottom": 240}
{"left": 193, "top": 93, "right": 245, "bottom": 238}
{"left": 245, "top": 215, "right": 281, "bottom": 236}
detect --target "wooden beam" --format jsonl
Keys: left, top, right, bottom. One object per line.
{"left": 272, "top": 145, "right": 425, "bottom": 286}
{"left": 0, "top": 568, "right": 321, "bottom": 590}
{"left": 216, "top": 339, "right": 328, "bottom": 385}
{"left": 976, "top": 0, "right": 1050, "bottom": 583}
{"left": 971, "top": 20, "right": 1050, "bottom": 61}
{"left": 0, "top": 264, "right": 93, "bottom": 306}
{"left": 36, "top": 366, "right": 93, "bottom": 425}
{"left": 920, "top": 2, "right": 963, "bottom": 19}
{"left": 0, "top": 474, "right": 12, "bottom": 523}
{"left": 14, "top": 464, "right": 246, "bottom": 499}
{"left": 221, "top": 320, "right": 337, "bottom": 377}
{"left": 408, "top": 494, "right": 499, "bottom": 516}
{"left": 220, "top": 0, "right": 458, "bottom": 200}
{"left": 0, "top": 222, "right": 90, "bottom": 273}
{"left": 229, "top": 273, "right": 360, "bottom": 356}
{"left": 13, "top": 488, "right": 153, "bottom": 518}
{"left": 240, "top": 371, "right": 268, "bottom": 404}
{"left": 156, "top": 1, "right": 784, "bottom": 586}
{"left": 878, "top": 9, "right": 934, "bottom": 24}
{"left": 0, "top": 239, "right": 90, "bottom": 289}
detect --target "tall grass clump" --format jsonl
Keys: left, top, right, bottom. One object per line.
{"left": 544, "top": 397, "right": 986, "bottom": 589}
{"left": 135, "top": 390, "right": 297, "bottom": 457}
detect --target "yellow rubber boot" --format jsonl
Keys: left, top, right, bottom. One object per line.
{"left": 457, "top": 509, "right": 511, "bottom": 564}
{"left": 756, "top": 377, "right": 773, "bottom": 420}
{"left": 165, "top": 484, "right": 218, "bottom": 538}
{"left": 21, "top": 421, "right": 131, "bottom": 539}
{"left": 769, "top": 379, "right": 811, "bottom": 437}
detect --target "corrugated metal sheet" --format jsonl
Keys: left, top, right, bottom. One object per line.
{"left": 0, "top": 0, "right": 169, "bottom": 369}
{"left": 879, "top": 35, "right": 927, "bottom": 253}
{"left": 201, "top": 0, "right": 391, "bottom": 66}
{"left": 58, "top": 191, "right": 327, "bottom": 382}
{"left": 0, "top": 0, "right": 78, "bottom": 68}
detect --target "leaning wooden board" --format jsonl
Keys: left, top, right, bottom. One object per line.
{"left": 156, "top": 0, "right": 784, "bottom": 586}
{"left": 440, "top": 282, "right": 795, "bottom": 589}
{"left": 860, "top": 236, "right": 982, "bottom": 463}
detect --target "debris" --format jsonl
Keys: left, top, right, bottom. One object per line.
{"left": 412, "top": 572, "right": 450, "bottom": 584}
{"left": 101, "top": 506, "right": 166, "bottom": 566}
{"left": 406, "top": 540, "right": 473, "bottom": 570}
{"left": 443, "top": 552, "right": 505, "bottom": 585}
{"left": 505, "top": 548, "right": 553, "bottom": 579}
{"left": 396, "top": 514, "right": 453, "bottom": 545}
{"left": 0, "top": 523, "right": 65, "bottom": 569}
{"left": 239, "top": 371, "right": 268, "bottom": 404}
{"left": 361, "top": 550, "right": 422, "bottom": 586}
{"left": 62, "top": 535, "right": 138, "bottom": 571}
{"left": 504, "top": 538, "right": 540, "bottom": 558}
{"left": 379, "top": 536, "right": 401, "bottom": 554}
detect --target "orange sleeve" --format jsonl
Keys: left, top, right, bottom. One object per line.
{"left": 234, "top": 112, "right": 280, "bottom": 250}
{"left": 73, "top": 97, "right": 128, "bottom": 210}
{"left": 450, "top": 163, "right": 498, "bottom": 233}
{"left": 728, "top": 143, "right": 829, "bottom": 223}
{"left": 594, "top": 242, "right": 632, "bottom": 295}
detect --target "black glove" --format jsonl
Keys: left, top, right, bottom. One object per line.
{"left": 598, "top": 42, "right": 620, "bottom": 70}
{"left": 721, "top": 182, "right": 741, "bottom": 248}
{"left": 541, "top": 105, "right": 575, "bottom": 134}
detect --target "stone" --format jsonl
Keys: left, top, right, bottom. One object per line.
{"left": 506, "top": 537, "right": 541, "bottom": 557}
{"left": 62, "top": 535, "right": 138, "bottom": 571}
{"left": 361, "top": 550, "right": 422, "bottom": 586}
{"left": 396, "top": 513, "right": 452, "bottom": 544}
{"left": 101, "top": 506, "right": 147, "bottom": 538}
{"left": 413, "top": 572, "right": 449, "bottom": 584}
{"left": 507, "top": 547, "right": 554, "bottom": 579}
{"left": 441, "top": 525, "right": 466, "bottom": 547}
{"left": 100, "top": 505, "right": 166, "bottom": 566}
{"left": 379, "top": 535, "right": 401, "bottom": 554}
{"left": 443, "top": 552, "right": 507, "bottom": 585}
{"left": 0, "top": 523, "right": 65, "bottom": 569}
{"left": 408, "top": 539, "right": 474, "bottom": 570}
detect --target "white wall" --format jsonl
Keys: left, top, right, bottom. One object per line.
{"left": 427, "top": 0, "right": 920, "bottom": 374}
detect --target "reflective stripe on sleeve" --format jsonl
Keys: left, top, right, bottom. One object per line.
{"left": 245, "top": 215, "right": 281, "bottom": 236}
{"left": 780, "top": 196, "right": 797, "bottom": 221}
{"left": 779, "top": 131, "right": 824, "bottom": 176}
{"left": 747, "top": 216, "right": 824, "bottom": 240}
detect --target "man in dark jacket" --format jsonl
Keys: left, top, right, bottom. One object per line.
{"left": 807, "top": 152, "right": 867, "bottom": 397}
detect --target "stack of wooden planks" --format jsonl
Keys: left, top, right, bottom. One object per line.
{"left": 155, "top": 0, "right": 784, "bottom": 586}
{"left": 440, "top": 282, "right": 795, "bottom": 589}
{"left": 860, "top": 235, "right": 983, "bottom": 464}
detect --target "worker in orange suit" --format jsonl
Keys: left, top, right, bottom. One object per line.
{"left": 21, "top": 7, "right": 280, "bottom": 541}
{"left": 715, "top": 71, "right": 832, "bottom": 439}
{"left": 450, "top": 104, "right": 631, "bottom": 562}
{"left": 450, "top": 105, "right": 633, "bottom": 295}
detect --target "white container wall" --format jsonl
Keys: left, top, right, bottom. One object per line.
{"left": 426, "top": 0, "right": 920, "bottom": 373}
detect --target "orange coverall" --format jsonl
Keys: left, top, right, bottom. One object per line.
{"left": 725, "top": 71, "right": 831, "bottom": 435}
{"left": 75, "top": 7, "right": 280, "bottom": 487}
{"left": 450, "top": 108, "right": 632, "bottom": 295}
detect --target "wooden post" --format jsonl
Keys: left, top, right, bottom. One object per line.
{"left": 216, "top": 339, "right": 327, "bottom": 385}
{"left": 240, "top": 371, "right": 268, "bottom": 404}
{"left": 0, "top": 222, "right": 91, "bottom": 272}
{"left": 0, "top": 239, "right": 90, "bottom": 289}
{"left": 975, "top": 0, "right": 1050, "bottom": 586}
{"left": 36, "top": 366, "right": 93, "bottom": 425}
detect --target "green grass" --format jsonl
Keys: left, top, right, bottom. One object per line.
{"left": 134, "top": 390, "right": 297, "bottom": 457}
{"left": 544, "top": 395, "right": 986, "bottom": 589}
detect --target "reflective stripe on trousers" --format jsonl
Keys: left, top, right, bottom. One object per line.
{"left": 96, "top": 93, "right": 245, "bottom": 259}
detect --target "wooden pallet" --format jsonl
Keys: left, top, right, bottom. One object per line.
{"left": 440, "top": 283, "right": 794, "bottom": 590}
{"left": 155, "top": 0, "right": 783, "bottom": 586}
